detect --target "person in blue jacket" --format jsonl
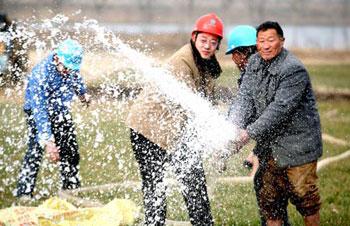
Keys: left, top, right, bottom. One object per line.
{"left": 15, "top": 39, "right": 90, "bottom": 200}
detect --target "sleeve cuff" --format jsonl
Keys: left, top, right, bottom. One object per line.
{"left": 246, "top": 125, "right": 258, "bottom": 141}
{"left": 38, "top": 135, "right": 55, "bottom": 148}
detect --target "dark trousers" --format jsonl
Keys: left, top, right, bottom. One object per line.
{"left": 130, "top": 129, "right": 213, "bottom": 226}
{"left": 16, "top": 109, "right": 80, "bottom": 197}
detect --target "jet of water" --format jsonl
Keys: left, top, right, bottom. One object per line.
{"left": 1, "top": 14, "right": 240, "bottom": 205}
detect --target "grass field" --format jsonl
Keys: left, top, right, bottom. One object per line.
{"left": 0, "top": 63, "right": 349, "bottom": 225}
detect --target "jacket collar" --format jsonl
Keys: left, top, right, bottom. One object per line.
{"left": 252, "top": 48, "right": 288, "bottom": 75}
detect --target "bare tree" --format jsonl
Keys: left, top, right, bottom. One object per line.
{"left": 290, "top": 0, "right": 305, "bottom": 25}
{"left": 93, "top": 0, "right": 104, "bottom": 13}
{"left": 52, "top": 0, "right": 63, "bottom": 13}
{"left": 248, "top": 0, "right": 266, "bottom": 24}
{"left": 342, "top": 0, "right": 349, "bottom": 49}
{"left": 0, "top": 0, "right": 4, "bottom": 11}
{"left": 137, "top": 0, "right": 154, "bottom": 23}
{"left": 289, "top": 0, "right": 306, "bottom": 47}
{"left": 187, "top": 0, "right": 195, "bottom": 22}
{"left": 221, "top": 0, "right": 234, "bottom": 13}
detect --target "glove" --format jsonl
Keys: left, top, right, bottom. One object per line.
{"left": 243, "top": 160, "right": 253, "bottom": 169}
{"left": 243, "top": 152, "right": 259, "bottom": 176}
{"left": 211, "top": 152, "right": 228, "bottom": 173}
{"left": 222, "top": 140, "right": 240, "bottom": 158}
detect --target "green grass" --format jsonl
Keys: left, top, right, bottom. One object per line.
{"left": 217, "top": 64, "right": 350, "bottom": 92}
{"left": 318, "top": 100, "right": 350, "bottom": 158}
{"left": 318, "top": 157, "right": 350, "bottom": 225}
{"left": 306, "top": 64, "right": 350, "bottom": 90}
{"left": 218, "top": 64, "right": 350, "bottom": 89}
{"left": 0, "top": 64, "right": 349, "bottom": 225}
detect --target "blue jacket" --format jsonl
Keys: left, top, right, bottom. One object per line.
{"left": 24, "top": 53, "right": 87, "bottom": 144}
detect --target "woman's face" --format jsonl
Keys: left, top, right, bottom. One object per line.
{"left": 193, "top": 32, "right": 219, "bottom": 59}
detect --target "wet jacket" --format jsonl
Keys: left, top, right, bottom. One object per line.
{"left": 229, "top": 48, "right": 322, "bottom": 167}
{"left": 24, "top": 53, "right": 87, "bottom": 144}
{"left": 127, "top": 44, "right": 218, "bottom": 150}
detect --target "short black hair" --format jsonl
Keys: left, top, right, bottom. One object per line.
{"left": 256, "top": 21, "right": 284, "bottom": 38}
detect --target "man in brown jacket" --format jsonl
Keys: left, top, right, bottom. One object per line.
{"left": 127, "top": 13, "right": 223, "bottom": 226}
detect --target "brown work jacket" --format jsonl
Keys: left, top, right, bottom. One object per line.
{"left": 126, "top": 43, "right": 217, "bottom": 151}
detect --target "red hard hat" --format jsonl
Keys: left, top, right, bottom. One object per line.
{"left": 192, "top": 13, "right": 224, "bottom": 39}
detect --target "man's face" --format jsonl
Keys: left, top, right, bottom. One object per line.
{"left": 193, "top": 32, "right": 219, "bottom": 59}
{"left": 56, "top": 62, "right": 72, "bottom": 76}
{"left": 231, "top": 49, "right": 249, "bottom": 72}
{"left": 257, "top": 29, "right": 284, "bottom": 61}
{"left": 54, "top": 55, "right": 72, "bottom": 77}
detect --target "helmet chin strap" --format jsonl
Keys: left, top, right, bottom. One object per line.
{"left": 216, "top": 39, "right": 221, "bottom": 50}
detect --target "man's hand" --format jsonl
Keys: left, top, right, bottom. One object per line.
{"left": 236, "top": 129, "right": 250, "bottom": 151}
{"left": 243, "top": 152, "right": 259, "bottom": 177}
{"left": 46, "top": 141, "right": 60, "bottom": 162}
{"left": 226, "top": 140, "right": 240, "bottom": 155}
{"left": 79, "top": 93, "right": 91, "bottom": 107}
{"left": 211, "top": 141, "right": 239, "bottom": 173}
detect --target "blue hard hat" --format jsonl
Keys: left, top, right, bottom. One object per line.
{"left": 225, "top": 25, "right": 257, "bottom": 55}
{"left": 55, "top": 39, "right": 83, "bottom": 71}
